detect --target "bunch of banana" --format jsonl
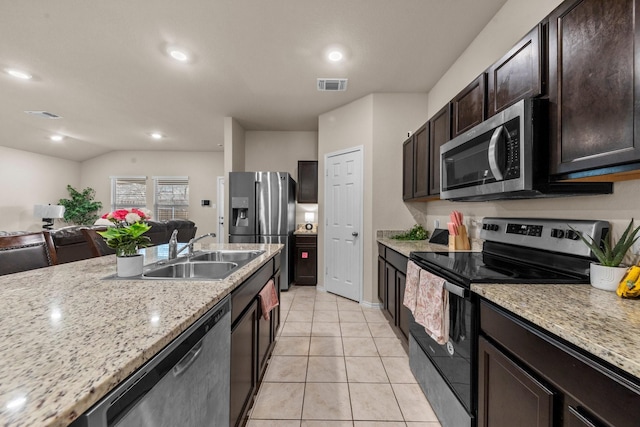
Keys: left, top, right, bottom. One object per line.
{"left": 617, "top": 265, "right": 640, "bottom": 298}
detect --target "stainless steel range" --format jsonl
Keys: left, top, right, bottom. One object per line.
{"left": 408, "top": 217, "right": 609, "bottom": 427}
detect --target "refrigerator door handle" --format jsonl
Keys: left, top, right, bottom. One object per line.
{"left": 255, "top": 180, "right": 260, "bottom": 236}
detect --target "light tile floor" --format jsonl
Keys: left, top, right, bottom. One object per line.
{"left": 247, "top": 286, "right": 442, "bottom": 427}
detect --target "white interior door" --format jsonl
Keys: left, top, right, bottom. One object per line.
{"left": 216, "top": 176, "right": 225, "bottom": 243}
{"left": 324, "top": 147, "right": 363, "bottom": 302}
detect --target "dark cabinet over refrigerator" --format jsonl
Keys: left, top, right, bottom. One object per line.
{"left": 229, "top": 171, "right": 296, "bottom": 290}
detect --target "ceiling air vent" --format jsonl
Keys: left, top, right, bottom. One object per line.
{"left": 24, "top": 110, "right": 63, "bottom": 119}
{"left": 317, "top": 78, "right": 348, "bottom": 92}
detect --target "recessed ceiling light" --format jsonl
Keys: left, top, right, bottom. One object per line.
{"left": 150, "top": 132, "right": 164, "bottom": 140}
{"left": 168, "top": 49, "right": 189, "bottom": 62}
{"left": 50, "top": 135, "right": 64, "bottom": 142}
{"left": 5, "top": 68, "right": 32, "bottom": 80}
{"left": 327, "top": 50, "right": 344, "bottom": 62}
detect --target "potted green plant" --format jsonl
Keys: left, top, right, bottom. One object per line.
{"left": 98, "top": 208, "right": 152, "bottom": 277}
{"left": 58, "top": 185, "right": 103, "bottom": 225}
{"left": 572, "top": 220, "right": 640, "bottom": 291}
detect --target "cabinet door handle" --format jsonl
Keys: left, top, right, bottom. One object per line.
{"left": 568, "top": 406, "right": 598, "bottom": 427}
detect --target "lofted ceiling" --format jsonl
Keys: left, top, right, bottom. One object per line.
{"left": 0, "top": 0, "right": 508, "bottom": 162}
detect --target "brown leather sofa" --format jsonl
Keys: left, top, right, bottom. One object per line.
{"left": 50, "top": 219, "right": 197, "bottom": 264}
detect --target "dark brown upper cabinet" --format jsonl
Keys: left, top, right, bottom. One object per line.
{"left": 429, "top": 104, "right": 451, "bottom": 196}
{"left": 402, "top": 136, "right": 414, "bottom": 200}
{"left": 451, "top": 75, "right": 486, "bottom": 138}
{"left": 487, "top": 25, "right": 544, "bottom": 118}
{"left": 413, "top": 124, "right": 430, "bottom": 198}
{"left": 549, "top": 0, "right": 640, "bottom": 178}
{"left": 402, "top": 123, "right": 430, "bottom": 200}
{"left": 297, "top": 160, "right": 318, "bottom": 203}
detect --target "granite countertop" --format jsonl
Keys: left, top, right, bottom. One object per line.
{"left": 473, "top": 284, "right": 640, "bottom": 381}
{"left": 0, "top": 243, "right": 282, "bottom": 427}
{"left": 376, "top": 229, "right": 482, "bottom": 257}
{"left": 293, "top": 229, "right": 317, "bottom": 235}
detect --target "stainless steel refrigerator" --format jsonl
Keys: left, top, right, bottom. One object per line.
{"left": 228, "top": 172, "right": 296, "bottom": 290}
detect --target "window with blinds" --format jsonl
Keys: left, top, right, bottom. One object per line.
{"left": 111, "top": 176, "right": 147, "bottom": 211}
{"left": 154, "top": 176, "right": 189, "bottom": 221}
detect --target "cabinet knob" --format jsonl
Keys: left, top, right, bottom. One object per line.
{"left": 352, "top": 232, "right": 359, "bottom": 237}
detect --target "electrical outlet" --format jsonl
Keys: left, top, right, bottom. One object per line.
{"left": 434, "top": 219, "right": 440, "bottom": 229}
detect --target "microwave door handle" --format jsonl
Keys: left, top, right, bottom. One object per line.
{"left": 488, "top": 125, "right": 506, "bottom": 181}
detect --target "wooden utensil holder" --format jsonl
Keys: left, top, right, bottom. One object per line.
{"left": 448, "top": 225, "right": 471, "bottom": 251}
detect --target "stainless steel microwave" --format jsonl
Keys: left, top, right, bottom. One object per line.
{"left": 439, "top": 98, "right": 612, "bottom": 201}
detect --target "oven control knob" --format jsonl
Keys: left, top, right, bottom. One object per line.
{"left": 482, "top": 224, "right": 488, "bottom": 230}
{"left": 551, "top": 228, "right": 565, "bottom": 238}
{"left": 490, "top": 224, "right": 499, "bottom": 231}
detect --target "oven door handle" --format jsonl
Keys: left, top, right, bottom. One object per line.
{"left": 444, "top": 281, "right": 469, "bottom": 299}
{"left": 488, "top": 125, "right": 506, "bottom": 181}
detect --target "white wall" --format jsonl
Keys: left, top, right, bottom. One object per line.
{"left": 0, "top": 146, "right": 81, "bottom": 231}
{"left": 245, "top": 131, "right": 318, "bottom": 176}
{"left": 318, "top": 95, "right": 374, "bottom": 300}
{"left": 224, "top": 117, "right": 246, "bottom": 174}
{"left": 245, "top": 130, "right": 319, "bottom": 224}
{"left": 318, "top": 94, "right": 430, "bottom": 304}
{"left": 81, "top": 150, "right": 224, "bottom": 235}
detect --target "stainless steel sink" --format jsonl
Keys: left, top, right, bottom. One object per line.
{"left": 128, "top": 249, "right": 266, "bottom": 281}
{"left": 143, "top": 261, "right": 238, "bottom": 279}
{"left": 189, "top": 250, "right": 265, "bottom": 263}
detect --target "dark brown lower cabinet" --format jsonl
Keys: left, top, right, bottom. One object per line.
{"left": 385, "top": 262, "right": 397, "bottom": 323}
{"left": 478, "top": 336, "right": 554, "bottom": 427}
{"left": 230, "top": 299, "right": 257, "bottom": 427}
{"left": 480, "top": 300, "right": 640, "bottom": 427}
{"left": 294, "top": 235, "right": 317, "bottom": 285}
{"left": 377, "top": 243, "right": 410, "bottom": 344}
{"left": 230, "top": 259, "right": 280, "bottom": 427}
{"left": 257, "top": 273, "right": 280, "bottom": 380}
{"left": 377, "top": 255, "right": 386, "bottom": 306}
{"left": 396, "top": 271, "right": 408, "bottom": 340}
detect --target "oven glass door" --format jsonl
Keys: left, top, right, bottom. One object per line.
{"left": 409, "top": 287, "right": 475, "bottom": 413}
{"left": 442, "top": 117, "right": 519, "bottom": 192}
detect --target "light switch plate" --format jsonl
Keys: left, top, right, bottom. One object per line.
{"left": 434, "top": 219, "right": 440, "bottom": 229}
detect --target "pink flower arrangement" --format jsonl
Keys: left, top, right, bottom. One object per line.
{"left": 102, "top": 208, "right": 152, "bottom": 225}
{"left": 98, "top": 208, "right": 153, "bottom": 256}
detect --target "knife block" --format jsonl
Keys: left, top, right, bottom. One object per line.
{"left": 448, "top": 225, "right": 471, "bottom": 251}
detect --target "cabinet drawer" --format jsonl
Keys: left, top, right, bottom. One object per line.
{"left": 295, "top": 235, "right": 317, "bottom": 246}
{"left": 385, "top": 248, "right": 407, "bottom": 274}
{"left": 231, "top": 259, "right": 273, "bottom": 325}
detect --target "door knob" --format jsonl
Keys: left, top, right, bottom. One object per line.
{"left": 352, "top": 232, "right": 359, "bottom": 237}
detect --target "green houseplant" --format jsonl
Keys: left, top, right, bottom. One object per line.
{"left": 572, "top": 220, "right": 640, "bottom": 291}
{"left": 391, "top": 224, "right": 429, "bottom": 240}
{"left": 58, "top": 185, "right": 103, "bottom": 225}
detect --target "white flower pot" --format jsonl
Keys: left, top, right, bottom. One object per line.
{"left": 116, "top": 254, "right": 144, "bottom": 278}
{"left": 589, "top": 263, "right": 627, "bottom": 291}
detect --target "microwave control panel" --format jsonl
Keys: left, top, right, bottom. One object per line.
{"left": 503, "top": 118, "right": 520, "bottom": 180}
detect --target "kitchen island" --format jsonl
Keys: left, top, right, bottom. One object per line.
{"left": 0, "top": 243, "right": 282, "bottom": 427}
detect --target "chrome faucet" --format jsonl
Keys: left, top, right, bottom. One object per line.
{"left": 168, "top": 229, "right": 179, "bottom": 259}
{"left": 174, "top": 232, "right": 217, "bottom": 257}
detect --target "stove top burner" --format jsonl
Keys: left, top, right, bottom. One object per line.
{"left": 410, "top": 251, "right": 589, "bottom": 287}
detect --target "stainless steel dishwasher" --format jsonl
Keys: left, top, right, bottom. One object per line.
{"left": 73, "top": 296, "right": 231, "bottom": 427}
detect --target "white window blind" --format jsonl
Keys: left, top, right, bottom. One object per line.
{"left": 154, "top": 176, "right": 189, "bottom": 221}
{"left": 111, "top": 176, "right": 147, "bottom": 211}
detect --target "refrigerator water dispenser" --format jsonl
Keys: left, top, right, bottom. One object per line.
{"left": 232, "top": 197, "right": 250, "bottom": 227}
